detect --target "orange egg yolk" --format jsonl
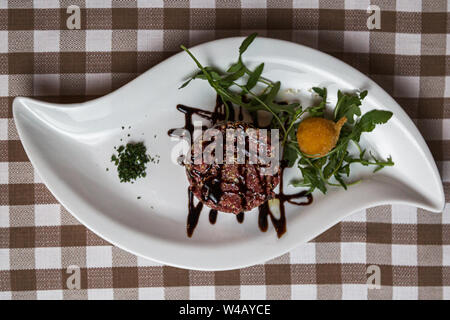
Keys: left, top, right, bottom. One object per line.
{"left": 296, "top": 117, "right": 347, "bottom": 158}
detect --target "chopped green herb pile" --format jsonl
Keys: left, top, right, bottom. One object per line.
{"left": 179, "top": 33, "right": 394, "bottom": 194}
{"left": 111, "top": 142, "right": 150, "bottom": 183}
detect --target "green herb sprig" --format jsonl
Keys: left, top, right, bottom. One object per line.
{"left": 287, "top": 90, "right": 394, "bottom": 193}
{"left": 179, "top": 33, "right": 299, "bottom": 135}
{"left": 179, "top": 33, "right": 394, "bottom": 194}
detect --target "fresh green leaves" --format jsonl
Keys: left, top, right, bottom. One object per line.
{"left": 246, "top": 63, "right": 264, "bottom": 90}
{"left": 352, "top": 109, "right": 393, "bottom": 141}
{"left": 312, "top": 87, "right": 326, "bottom": 98}
{"left": 227, "top": 62, "right": 242, "bottom": 73}
{"left": 239, "top": 33, "right": 257, "bottom": 55}
{"left": 283, "top": 143, "right": 300, "bottom": 168}
{"left": 333, "top": 90, "right": 367, "bottom": 123}
{"left": 225, "top": 32, "right": 258, "bottom": 74}
{"left": 310, "top": 87, "right": 327, "bottom": 117}
{"left": 289, "top": 88, "right": 394, "bottom": 194}
{"left": 179, "top": 33, "right": 394, "bottom": 195}
{"left": 221, "top": 67, "right": 246, "bottom": 88}
{"left": 179, "top": 67, "right": 222, "bottom": 89}
{"left": 295, "top": 165, "right": 327, "bottom": 194}
{"left": 345, "top": 142, "right": 395, "bottom": 173}
{"left": 179, "top": 34, "right": 288, "bottom": 132}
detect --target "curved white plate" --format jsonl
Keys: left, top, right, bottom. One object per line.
{"left": 13, "top": 37, "right": 444, "bottom": 271}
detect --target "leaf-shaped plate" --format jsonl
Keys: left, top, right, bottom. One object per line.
{"left": 13, "top": 37, "right": 444, "bottom": 270}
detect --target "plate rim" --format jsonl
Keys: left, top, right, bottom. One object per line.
{"left": 13, "top": 36, "right": 445, "bottom": 270}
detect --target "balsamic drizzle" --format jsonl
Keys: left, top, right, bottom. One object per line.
{"left": 169, "top": 96, "right": 313, "bottom": 238}
{"left": 236, "top": 212, "right": 245, "bottom": 223}
{"left": 187, "top": 188, "right": 203, "bottom": 238}
{"left": 258, "top": 162, "right": 313, "bottom": 238}
{"left": 209, "top": 209, "right": 218, "bottom": 224}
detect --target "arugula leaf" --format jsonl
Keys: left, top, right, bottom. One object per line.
{"left": 310, "top": 87, "right": 327, "bottom": 117}
{"left": 180, "top": 45, "right": 218, "bottom": 88}
{"left": 345, "top": 151, "right": 394, "bottom": 172}
{"left": 356, "top": 109, "right": 393, "bottom": 133}
{"left": 283, "top": 143, "right": 300, "bottom": 168}
{"left": 293, "top": 166, "right": 327, "bottom": 194}
{"left": 246, "top": 63, "right": 264, "bottom": 90}
{"left": 333, "top": 174, "right": 347, "bottom": 190}
{"left": 179, "top": 79, "right": 193, "bottom": 89}
{"left": 312, "top": 87, "right": 326, "bottom": 98}
{"left": 352, "top": 110, "right": 393, "bottom": 141}
{"left": 336, "top": 102, "right": 360, "bottom": 124}
{"left": 313, "top": 157, "right": 327, "bottom": 170}
{"left": 265, "top": 81, "right": 281, "bottom": 102}
{"left": 239, "top": 33, "right": 258, "bottom": 56}
{"left": 281, "top": 106, "right": 304, "bottom": 146}
{"left": 307, "top": 104, "right": 326, "bottom": 117}
{"left": 220, "top": 67, "right": 246, "bottom": 88}
{"left": 359, "top": 90, "right": 368, "bottom": 100}
{"left": 227, "top": 61, "right": 243, "bottom": 73}
{"left": 333, "top": 90, "right": 364, "bottom": 123}
{"left": 323, "top": 151, "right": 341, "bottom": 179}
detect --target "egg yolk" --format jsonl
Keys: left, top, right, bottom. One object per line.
{"left": 296, "top": 117, "right": 347, "bottom": 158}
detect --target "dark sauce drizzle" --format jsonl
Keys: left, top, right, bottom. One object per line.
{"left": 187, "top": 188, "right": 203, "bottom": 237}
{"left": 258, "top": 162, "right": 312, "bottom": 238}
{"left": 168, "top": 96, "right": 313, "bottom": 238}
{"left": 209, "top": 209, "right": 218, "bottom": 224}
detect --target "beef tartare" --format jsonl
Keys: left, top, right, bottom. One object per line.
{"left": 185, "top": 122, "right": 280, "bottom": 214}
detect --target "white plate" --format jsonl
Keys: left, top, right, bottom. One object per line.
{"left": 13, "top": 37, "right": 444, "bottom": 270}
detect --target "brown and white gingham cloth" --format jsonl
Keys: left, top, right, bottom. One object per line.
{"left": 0, "top": 0, "right": 449, "bottom": 300}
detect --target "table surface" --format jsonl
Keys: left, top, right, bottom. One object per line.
{"left": 0, "top": 0, "right": 449, "bottom": 300}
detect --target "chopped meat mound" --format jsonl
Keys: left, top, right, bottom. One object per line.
{"left": 185, "top": 122, "right": 280, "bottom": 214}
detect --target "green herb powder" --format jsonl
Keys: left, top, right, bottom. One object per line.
{"left": 111, "top": 142, "right": 150, "bottom": 183}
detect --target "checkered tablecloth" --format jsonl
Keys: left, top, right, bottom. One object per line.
{"left": 0, "top": 0, "right": 449, "bottom": 300}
